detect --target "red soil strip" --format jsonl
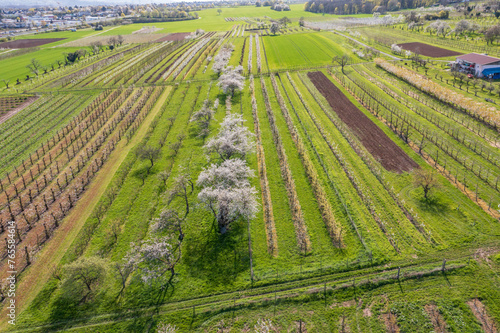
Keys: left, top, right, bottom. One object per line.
{"left": 397, "top": 42, "right": 462, "bottom": 58}
{"left": 0, "top": 38, "right": 65, "bottom": 49}
{"left": 307, "top": 71, "right": 418, "bottom": 173}
{"left": 155, "top": 33, "right": 191, "bottom": 42}
{"left": 0, "top": 96, "right": 39, "bottom": 125}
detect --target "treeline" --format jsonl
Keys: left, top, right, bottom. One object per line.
{"left": 304, "top": 0, "right": 441, "bottom": 15}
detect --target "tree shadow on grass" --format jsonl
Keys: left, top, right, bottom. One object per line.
{"left": 183, "top": 219, "right": 249, "bottom": 287}
{"left": 45, "top": 279, "right": 109, "bottom": 332}
{"left": 416, "top": 193, "right": 449, "bottom": 214}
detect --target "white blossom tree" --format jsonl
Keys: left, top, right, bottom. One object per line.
{"left": 217, "top": 65, "right": 245, "bottom": 96}
{"left": 130, "top": 236, "right": 181, "bottom": 284}
{"left": 152, "top": 208, "right": 185, "bottom": 242}
{"left": 197, "top": 159, "right": 258, "bottom": 233}
{"left": 212, "top": 43, "right": 234, "bottom": 76}
{"left": 204, "top": 113, "right": 254, "bottom": 161}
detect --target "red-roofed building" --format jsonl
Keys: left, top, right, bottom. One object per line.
{"left": 456, "top": 53, "right": 500, "bottom": 79}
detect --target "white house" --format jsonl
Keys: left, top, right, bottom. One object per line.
{"left": 456, "top": 53, "right": 500, "bottom": 79}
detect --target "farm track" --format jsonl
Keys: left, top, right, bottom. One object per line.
{"left": 307, "top": 71, "right": 418, "bottom": 173}
{"left": 0, "top": 87, "right": 173, "bottom": 330}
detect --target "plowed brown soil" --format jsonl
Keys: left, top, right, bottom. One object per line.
{"left": 397, "top": 42, "right": 461, "bottom": 58}
{"left": 307, "top": 71, "right": 418, "bottom": 173}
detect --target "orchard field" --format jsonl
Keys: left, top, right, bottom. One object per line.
{"left": 0, "top": 3, "right": 499, "bottom": 333}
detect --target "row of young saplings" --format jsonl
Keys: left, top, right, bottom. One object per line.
{"left": 249, "top": 75, "right": 277, "bottom": 256}
{"left": 58, "top": 44, "right": 142, "bottom": 88}
{"left": 0, "top": 89, "right": 118, "bottom": 210}
{"left": 1, "top": 95, "right": 88, "bottom": 170}
{"left": 343, "top": 67, "right": 500, "bottom": 195}
{"left": 335, "top": 68, "right": 499, "bottom": 215}
{"left": 114, "top": 42, "right": 179, "bottom": 86}
{"left": 272, "top": 73, "right": 344, "bottom": 249}
{"left": 145, "top": 40, "right": 195, "bottom": 83}
{"left": 103, "top": 43, "right": 167, "bottom": 86}
{"left": 1, "top": 94, "right": 108, "bottom": 191}
{"left": 0, "top": 87, "right": 163, "bottom": 276}
{"left": 288, "top": 72, "right": 431, "bottom": 252}
{"left": 181, "top": 37, "right": 220, "bottom": 80}
{"left": 284, "top": 72, "right": 404, "bottom": 253}
{"left": 80, "top": 43, "right": 154, "bottom": 87}
{"left": 1, "top": 94, "right": 84, "bottom": 154}
{"left": 0, "top": 87, "right": 143, "bottom": 243}
{"left": 363, "top": 63, "right": 498, "bottom": 144}
{"left": 260, "top": 77, "right": 311, "bottom": 254}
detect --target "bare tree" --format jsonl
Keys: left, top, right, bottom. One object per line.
{"left": 90, "top": 41, "right": 103, "bottom": 55}
{"left": 332, "top": 55, "right": 350, "bottom": 74}
{"left": 167, "top": 169, "right": 194, "bottom": 217}
{"left": 114, "top": 250, "right": 140, "bottom": 294}
{"left": 413, "top": 169, "right": 440, "bottom": 200}
{"left": 2, "top": 79, "right": 10, "bottom": 89}
{"left": 116, "top": 35, "right": 125, "bottom": 46}
{"left": 26, "top": 58, "right": 42, "bottom": 77}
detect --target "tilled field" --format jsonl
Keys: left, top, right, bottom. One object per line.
{"left": 397, "top": 42, "right": 462, "bottom": 57}
{"left": 0, "top": 38, "right": 65, "bottom": 48}
{"left": 307, "top": 71, "right": 418, "bottom": 173}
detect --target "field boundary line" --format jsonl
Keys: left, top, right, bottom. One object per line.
{"left": 0, "top": 86, "right": 172, "bottom": 330}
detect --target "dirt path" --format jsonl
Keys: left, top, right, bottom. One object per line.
{"left": 0, "top": 86, "right": 172, "bottom": 330}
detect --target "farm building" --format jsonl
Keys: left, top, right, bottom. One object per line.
{"left": 454, "top": 53, "right": 500, "bottom": 79}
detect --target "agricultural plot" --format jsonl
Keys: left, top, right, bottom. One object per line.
{"left": 0, "top": 38, "right": 66, "bottom": 49}
{"left": 263, "top": 32, "right": 358, "bottom": 70}
{"left": 397, "top": 42, "right": 462, "bottom": 57}
{"left": 1, "top": 7, "right": 500, "bottom": 332}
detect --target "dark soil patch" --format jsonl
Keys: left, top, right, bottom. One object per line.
{"left": 0, "top": 38, "right": 65, "bottom": 49}
{"left": 307, "top": 71, "right": 418, "bottom": 173}
{"left": 155, "top": 33, "right": 191, "bottom": 42}
{"left": 397, "top": 42, "right": 461, "bottom": 58}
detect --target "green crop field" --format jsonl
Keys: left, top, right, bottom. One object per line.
{"left": 0, "top": 3, "right": 499, "bottom": 333}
